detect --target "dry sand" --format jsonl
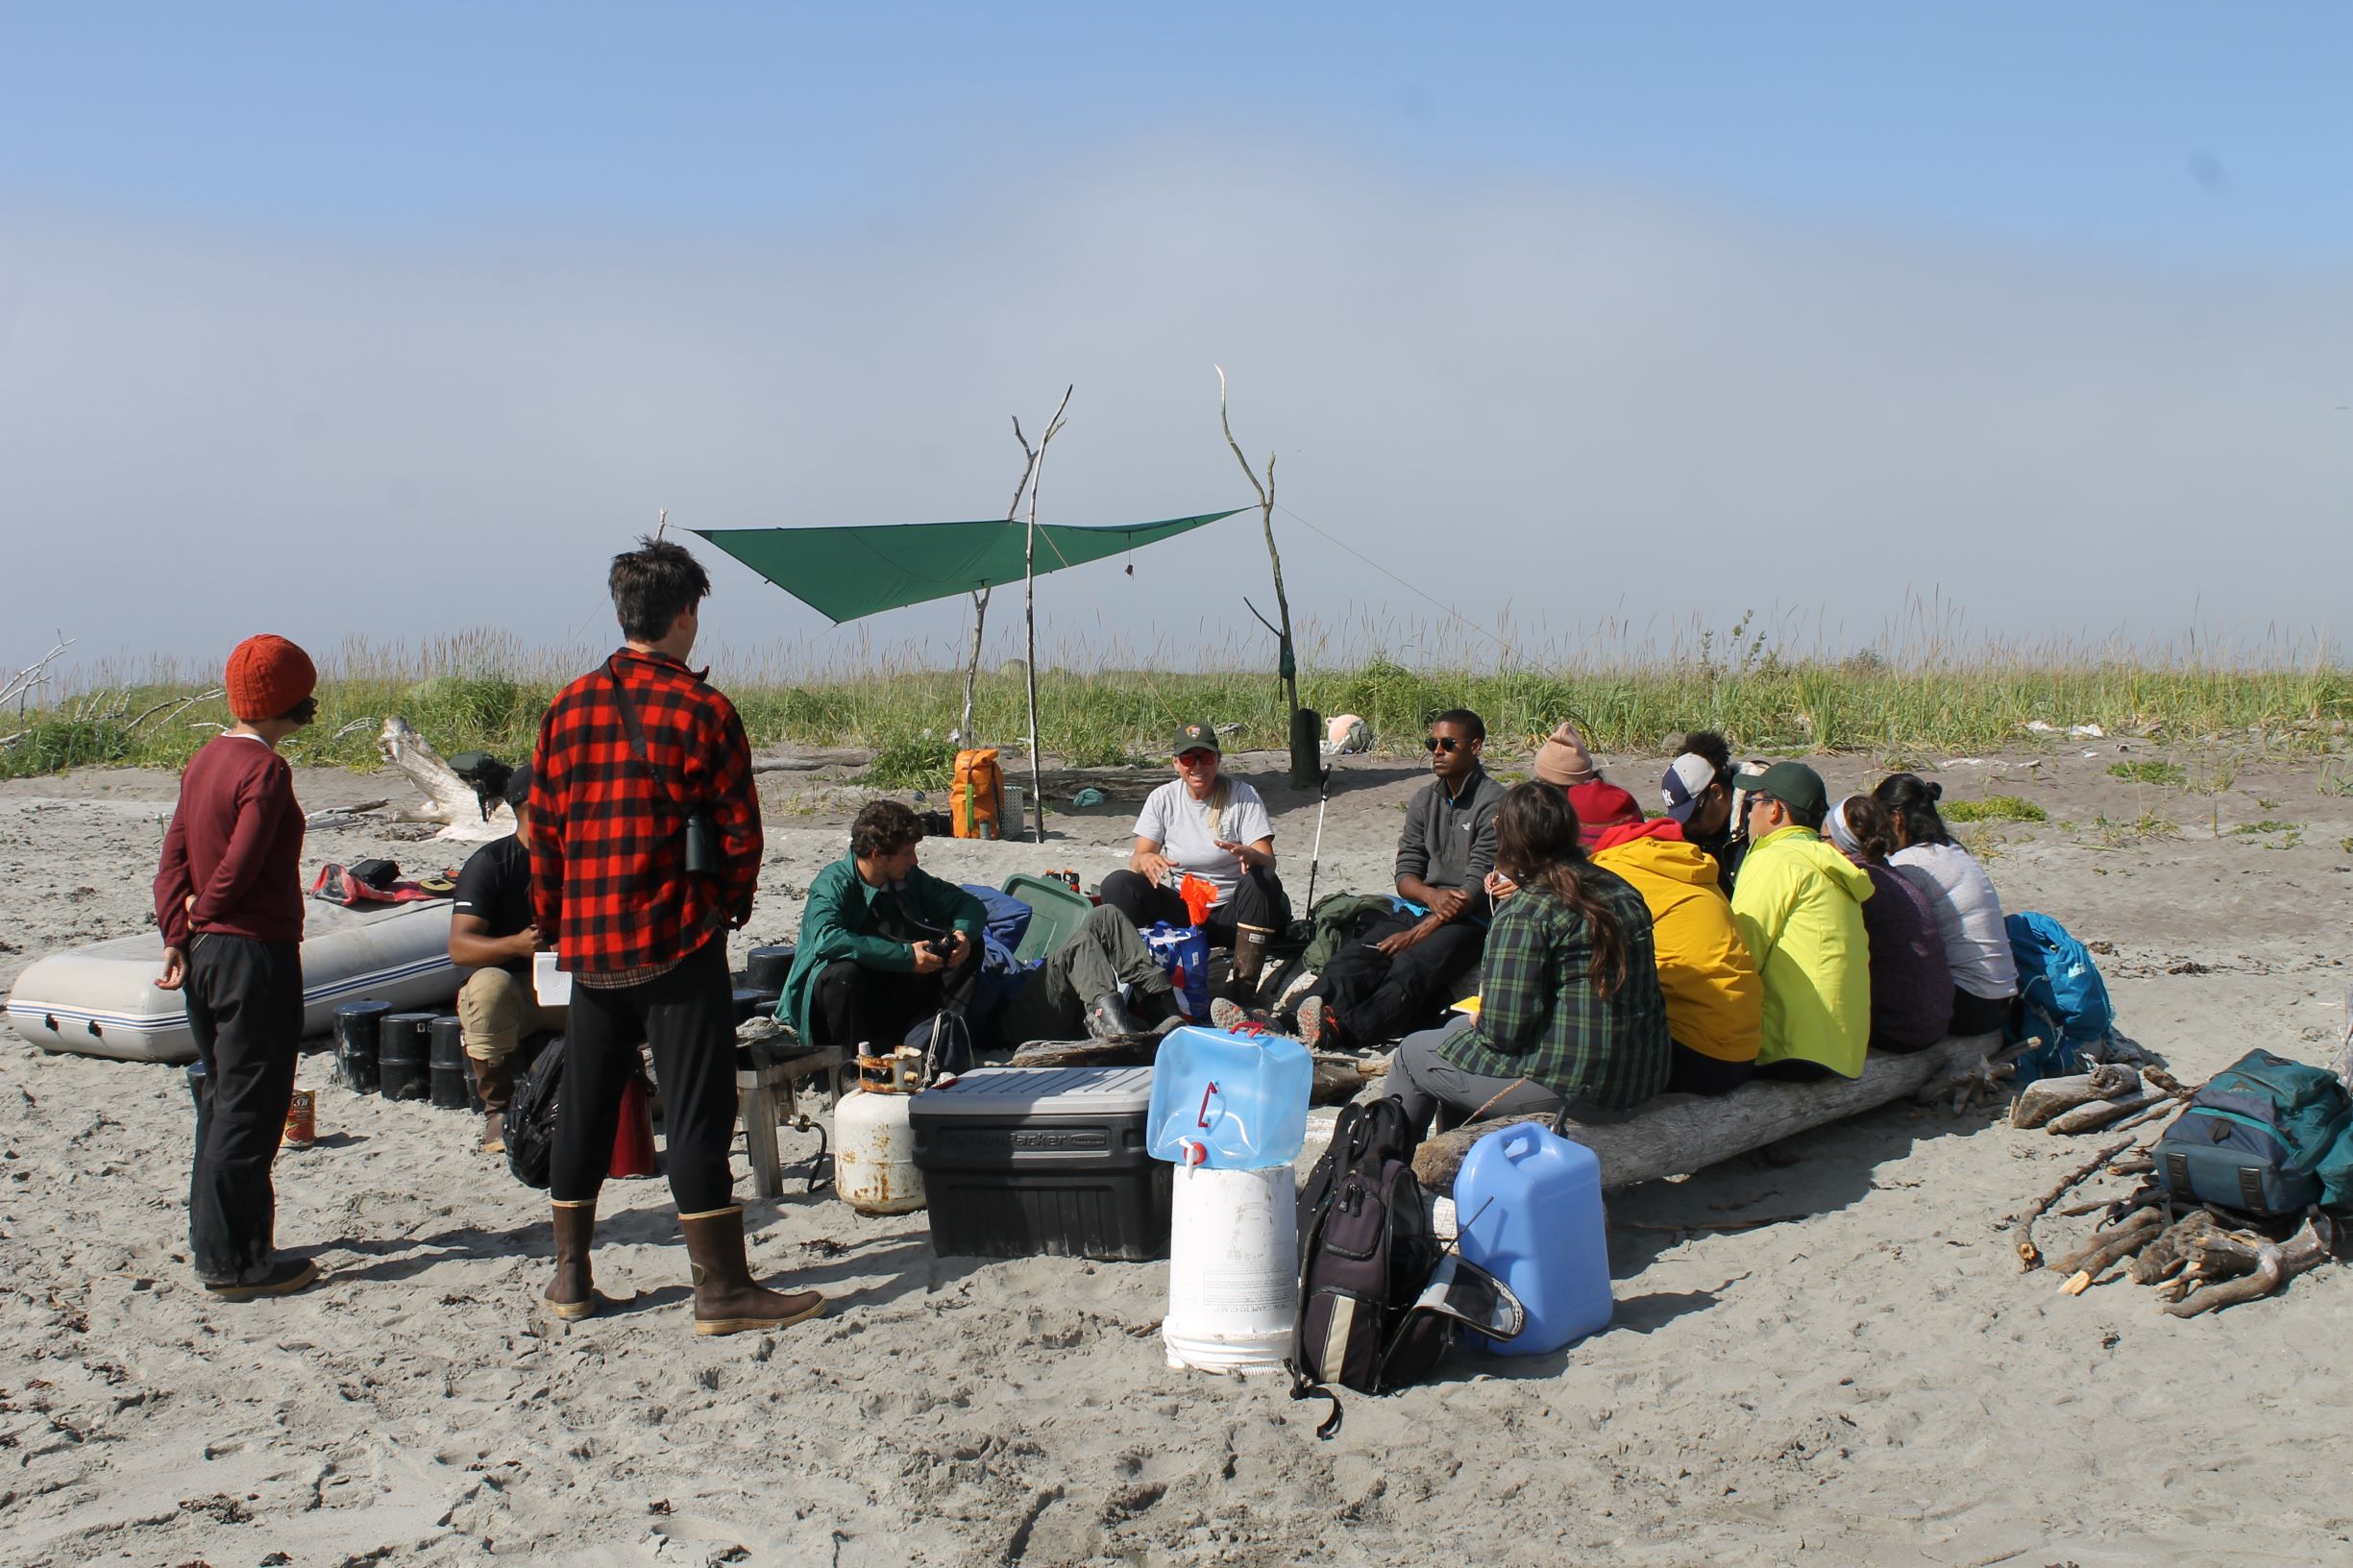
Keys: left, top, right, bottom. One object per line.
{"left": 2, "top": 743, "right": 2350, "bottom": 1566}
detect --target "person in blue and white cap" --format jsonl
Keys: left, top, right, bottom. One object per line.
{"left": 1660, "top": 730, "right": 1744, "bottom": 894}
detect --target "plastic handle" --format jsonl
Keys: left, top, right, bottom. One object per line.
{"left": 1501, "top": 1129, "right": 1537, "bottom": 1163}
{"left": 1196, "top": 1082, "right": 1219, "bottom": 1128}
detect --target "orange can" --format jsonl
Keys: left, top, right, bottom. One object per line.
{"left": 282, "top": 1089, "right": 316, "bottom": 1149}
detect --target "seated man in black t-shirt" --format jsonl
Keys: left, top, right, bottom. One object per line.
{"left": 449, "top": 764, "right": 566, "bottom": 1152}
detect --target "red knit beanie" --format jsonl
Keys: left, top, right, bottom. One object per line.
{"left": 1566, "top": 779, "right": 1644, "bottom": 848}
{"left": 225, "top": 634, "right": 317, "bottom": 723}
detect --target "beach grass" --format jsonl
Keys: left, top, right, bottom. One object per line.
{"left": 4, "top": 619, "right": 2347, "bottom": 784}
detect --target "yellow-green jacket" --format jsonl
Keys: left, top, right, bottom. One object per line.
{"left": 1729, "top": 824, "right": 1874, "bottom": 1078}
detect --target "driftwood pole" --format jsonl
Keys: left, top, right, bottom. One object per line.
{"left": 1017, "top": 386, "right": 1073, "bottom": 845}
{"left": 959, "top": 427, "right": 1049, "bottom": 744}
{"left": 1216, "top": 368, "right": 1305, "bottom": 780}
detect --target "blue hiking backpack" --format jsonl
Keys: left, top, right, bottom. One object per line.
{"left": 2154, "top": 1050, "right": 2353, "bottom": 1216}
{"left": 2004, "top": 911, "right": 2116, "bottom": 1085}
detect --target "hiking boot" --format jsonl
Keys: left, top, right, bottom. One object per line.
{"left": 1085, "top": 992, "right": 1141, "bottom": 1041}
{"left": 1294, "top": 995, "right": 1331, "bottom": 1050}
{"left": 1209, "top": 996, "right": 1252, "bottom": 1032}
{"left": 680, "top": 1207, "right": 826, "bottom": 1336}
{"left": 204, "top": 1257, "right": 318, "bottom": 1300}
{"left": 543, "top": 1199, "right": 598, "bottom": 1322}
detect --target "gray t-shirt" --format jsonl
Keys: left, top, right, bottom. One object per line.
{"left": 1133, "top": 777, "right": 1275, "bottom": 908}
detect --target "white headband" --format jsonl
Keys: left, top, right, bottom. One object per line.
{"left": 1824, "top": 794, "right": 1864, "bottom": 857}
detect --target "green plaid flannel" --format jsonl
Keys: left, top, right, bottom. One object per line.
{"left": 1439, "top": 864, "right": 1671, "bottom": 1111}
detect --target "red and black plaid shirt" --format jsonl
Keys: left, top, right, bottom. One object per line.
{"left": 528, "top": 648, "right": 763, "bottom": 975}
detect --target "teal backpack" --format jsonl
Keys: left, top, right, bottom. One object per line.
{"left": 2153, "top": 1049, "right": 2353, "bottom": 1216}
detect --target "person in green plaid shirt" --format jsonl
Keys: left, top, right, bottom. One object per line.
{"left": 1389, "top": 781, "right": 1671, "bottom": 1137}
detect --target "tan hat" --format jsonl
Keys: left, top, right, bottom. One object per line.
{"left": 1532, "top": 722, "right": 1598, "bottom": 787}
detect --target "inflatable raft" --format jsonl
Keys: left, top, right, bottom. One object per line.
{"left": 6, "top": 900, "right": 459, "bottom": 1065}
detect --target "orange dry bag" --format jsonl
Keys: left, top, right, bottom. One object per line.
{"left": 952, "top": 749, "right": 1004, "bottom": 839}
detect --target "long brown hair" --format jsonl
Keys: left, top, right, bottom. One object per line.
{"left": 1493, "top": 780, "right": 1630, "bottom": 997}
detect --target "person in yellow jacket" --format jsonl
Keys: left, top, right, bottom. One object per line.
{"left": 1727, "top": 762, "right": 1874, "bottom": 1080}
{"left": 1591, "top": 816, "right": 1762, "bottom": 1095}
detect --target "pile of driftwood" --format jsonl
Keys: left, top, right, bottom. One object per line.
{"left": 2008, "top": 1067, "right": 2340, "bottom": 1316}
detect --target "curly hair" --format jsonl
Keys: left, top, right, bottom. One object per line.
{"left": 850, "top": 798, "right": 923, "bottom": 861}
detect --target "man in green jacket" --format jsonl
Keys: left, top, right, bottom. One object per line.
{"left": 1728, "top": 762, "right": 1875, "bottom": 1081}
{"left": 783, "top": 800, "right": 987, "bottom": 1050}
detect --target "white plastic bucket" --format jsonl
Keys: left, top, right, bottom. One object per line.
{"left": 1163, "top": 1164, "right": 1297, "bottom": 1375}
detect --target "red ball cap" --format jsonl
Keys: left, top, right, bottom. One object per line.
{"left": 224, "top": 634, "right": 317, "bottom": 723}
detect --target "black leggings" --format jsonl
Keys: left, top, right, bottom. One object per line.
{"left": 1949, "top": 987, "right": 2013, "bottom": 1037}
{"left": 183, "top": 934, "right": 305, "bottom": 1285}
{"left": 1098, "top": 866, "right": 1290, "bottom": 946}
{"left": 551, "top": 938, "right": 738, "bottom": 1213}
{"left": 1668, "top": 1042, "right": 1753, "bottom": 1097}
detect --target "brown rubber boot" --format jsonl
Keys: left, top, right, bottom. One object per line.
{"left": 543, "top": 1199, "right": 598, "bottom": 1321}
{"left": 1225, "top": 923, "right": 1276, "bottom": 1005}
{"left": 474, "top": 1053, "right": 515, "bottom": 1154}
{"left": 680, "top": 1206, "right": 826, "bottom": 1336}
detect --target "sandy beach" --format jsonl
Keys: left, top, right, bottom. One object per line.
{"left": 3, "top": 742, "right": 2349, "bottom": 1567}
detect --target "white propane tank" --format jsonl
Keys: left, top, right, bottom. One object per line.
{"left": 1163, "top": 1163, "right": 1297, "bottom": 1374}
{"left": 835, "top": 1086, "right": 925, "bottom": 1215}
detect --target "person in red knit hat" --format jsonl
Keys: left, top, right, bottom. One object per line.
{"left": 153, "top": 634, "right": 322, "bottom": 1298}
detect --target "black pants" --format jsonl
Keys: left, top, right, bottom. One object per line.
{"left": 551, "top": 938, "right": 737, "bottom": 1213}
{"left": 1098, "top": 866, "right": 1290, "bottom": 947}
{"left": 183, "top": 934, "right": 305, "bottom": 1285}
{"left": 1308, "top": 911, "right": 1486, "bottom": 1047}
{"left": 813, "top": 942, "right": 983, "bottom": 1051}
{"left": 1668, "top": 1041, "right": 1754, "bottom": 1096}
{"left": 1754, "top": 1058, "right": 1838, "bottom": 1083}
{"left": 1949, "top": 987, "right": 2012, "bottom": 1037}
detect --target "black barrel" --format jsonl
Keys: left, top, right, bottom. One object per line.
{"left": 744, "top": 943, "right": 796, "bottom": 994}
{"left": 731, "top": 987, "right": 772, "bottom": 1025}
{"left": 333, "top": 1000, "right": 392, "bottom": 1095}
{"left": 379, "top": 1012, "right": 435, "bottom": 1102}
{"left": 429, "top": 1016, "right": 472, "bottom": 1110}
{"left": 1289, "top": 706, "right": 1323, "bottom": 790}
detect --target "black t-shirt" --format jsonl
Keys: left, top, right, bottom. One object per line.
{"left": 453, "top": 835, "right": 534, "bottom": 976}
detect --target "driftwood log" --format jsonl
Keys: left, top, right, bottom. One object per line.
{"left": 2129, "top": 1210, "right": 2218, "bottom": 1286}
{"left": 378, "top": 716, "right": 513, "bottom": 843}
{"left": 2045, "top": 1086, "right": 2170, "bottom": 1137}
{"left": 1412, "top": 1032, "right": 2006, "bottom": 1196}
{"left": 2011, "top": 1065, "right": 2140, "bottom": 1129}
{"left": 2166, "top": 1216, "right": 2334, "bottom": 1317}
{"left": 2053, "top": 1209, "right": 2165, "bottom": 1294}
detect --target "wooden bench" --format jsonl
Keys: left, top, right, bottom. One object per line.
{"left": 737, "top": 1043, "right": 846, "bottom": 1200}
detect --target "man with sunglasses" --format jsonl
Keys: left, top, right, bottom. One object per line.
{"left": 1294, "top": 709, "right": 1503, "bottom": 1049}
{"left": 153, "top": 634, "right": 323, "bottom": 1299}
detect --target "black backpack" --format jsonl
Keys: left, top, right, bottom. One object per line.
{"left": 1290, "top": 1099, "right": 1449, "bottom": 1416}
{"left": 505, "top": 1036, "right": 566, "bottom": 1189}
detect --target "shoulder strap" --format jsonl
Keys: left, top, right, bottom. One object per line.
{"left": 603, "top": 657, "right": 686, "bottom": 815}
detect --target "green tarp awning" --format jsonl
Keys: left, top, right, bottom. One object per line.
{"left": 694, "top": 510, "right": 1244, "bottom": 625}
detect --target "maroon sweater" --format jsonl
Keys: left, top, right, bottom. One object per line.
{"left": 154, "top": 735, "right": 306, "bottom": 948}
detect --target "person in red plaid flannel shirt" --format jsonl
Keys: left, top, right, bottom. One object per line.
{"left": 527, "top": 536, "right": 823, "bottom": 1335}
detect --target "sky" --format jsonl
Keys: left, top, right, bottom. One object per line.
{"left": 3, "top": 3, "right": 2349, "bottom": 682}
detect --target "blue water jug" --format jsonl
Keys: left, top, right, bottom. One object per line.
{"left": 1144, "top": 1024, "right": 1312, "bottom": 1170}
{"left": 1454, "top": 1119, "right": 1611, "bottom": 1354}
{"left": 1144, "top": 921, "right": 1213, "bottom": 1021}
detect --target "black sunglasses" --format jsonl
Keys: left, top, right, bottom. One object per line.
{"left": 1424, "top": 736, "right": 1469, "bottom": 753}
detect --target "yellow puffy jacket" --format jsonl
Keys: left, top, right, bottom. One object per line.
{"left": 1729, "top": 824, "right": 1875, "bottom": 1078}
{"left": 1593, "top": 823, "right": 1762, "bottom": 1065}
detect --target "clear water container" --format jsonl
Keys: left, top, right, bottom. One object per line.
{"left": 1454, "top": 1119, "right": 1613, "bottom": 1354}
{"left": 1144, "top": 1024, "right": 1312, "bottom": 1170}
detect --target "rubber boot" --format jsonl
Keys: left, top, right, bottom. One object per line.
{"left": 205, "top": 1256, "right": 319, "bottom": 1300}
{"left": 1228, "top": 923, "right": 1276, "bottom": 1002}
{"left": 473, "top": 1053, "right": 515, "bottom": 1154}
{"left": 543, "top": 1199, "right": 598, "bottom": 1321}
{"left": 1084, "top": 992, "right": 1141, "bottom": 1041}
{"left": 681, "top": 1206, "right": 826, "bottom": 1336}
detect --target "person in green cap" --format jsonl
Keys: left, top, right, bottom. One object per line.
{"left": 1728, "top": 761, "right": 1875, "bottom": 1080}
{"left": 1098, "top": 720, "right": 1290, "bottom": 1007}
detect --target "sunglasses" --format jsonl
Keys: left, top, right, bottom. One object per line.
{"left": 1424, "top": 736, "right": 1469, "bottom": 753}
{"left": 1175, "top": 749, "right": 1217, "bottom": 766}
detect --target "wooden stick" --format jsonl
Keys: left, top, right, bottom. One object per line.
{"left": 2052, "top": 1209, "right": 2164, "bottom": 1291}
{"left": 2016, "top": 1133, "right": 2141, "bottom": 1272}
{"left": 2047, "top": 1087, "right": 2169, "bottom": 1136}
{"left": 2166, "top": 1216, "right": 2333, "bottom": 1316}
{"left": 1017, "top": 385, "right": 1074, "bottom": 846}
{"left": 2128, "top": 1210, "right": 2217, "bottom": 1285}
{"left": 1216, "top": 367, "right": 1301, "bottom": 737}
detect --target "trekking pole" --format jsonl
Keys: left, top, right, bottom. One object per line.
{"left": 1302, "top": 764, "right": 1335, "bottom": 913}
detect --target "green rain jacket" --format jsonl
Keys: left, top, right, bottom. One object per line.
{"left": 779, "top": 853, "right": 987, "bottom": 1044}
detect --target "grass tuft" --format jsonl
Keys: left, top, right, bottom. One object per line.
{"left": 1943, "top": 796, "right": 2047, "bottom": 823}
{"left": 2107, "top": 760, "right": 2185, "bottom": 787}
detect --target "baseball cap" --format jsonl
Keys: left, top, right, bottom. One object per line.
{"left": 503, "top": 762, "right": 535, "bottom": 812}
{"left": 1566, "top": 779, "right": 1643, "bottom": 847}
{"left": 1732, "top": 760, "right": 1829, "bottom": 819}
{"left": 1660, "top": 753, "right": 1718, "bottom": 824}
{"left": 1171, "top": 721, "right": 1221, "bottom": 757}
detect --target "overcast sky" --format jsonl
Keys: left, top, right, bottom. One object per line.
{"left": 4, "top": 5, "right": 2348, "bottom": 681}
